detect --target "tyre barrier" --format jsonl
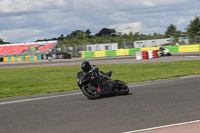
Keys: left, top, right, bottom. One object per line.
{"left": 136, "top": 50, "right": 158, "bottom": 60}
{"left": 148, "top": 50, "right": 153, "bottom": 59}
{"left": 142, "top": 51, "right": 148, "bottom": 59}
{"left": 153, "top": 50, "right": 158, "bottom": 58}
{"left": 136, "top": 51, "right": 143, "bottom": 60}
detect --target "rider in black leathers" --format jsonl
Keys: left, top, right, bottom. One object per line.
{"left": 81, "top": 61, "right": 112, "bottom": 79}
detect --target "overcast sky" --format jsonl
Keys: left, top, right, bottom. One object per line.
{"left": 0, "top": 0, "right": 200, "bottom": 43}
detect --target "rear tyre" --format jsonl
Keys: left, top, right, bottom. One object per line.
{"left": 114, "top": 80, "right": 129, "bottom": 95}
{"left": 81, "top": 83, "right": 101, "bottom": 99}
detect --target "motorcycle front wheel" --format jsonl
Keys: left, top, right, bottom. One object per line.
{"left": 81, "top": 83, "right": 101, "bottom": 99}
{"left": 114, "top": 80, "right": 129, "bottom": 95}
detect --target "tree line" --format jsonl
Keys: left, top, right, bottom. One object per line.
{"left": 1, "top": 16, "right": 200, "bottom": 47}
{"left": 0, "top": 39, "right": 10, "bottom": 44}
{"left": 53, "top": 16, "right": 200, "bottom": 47}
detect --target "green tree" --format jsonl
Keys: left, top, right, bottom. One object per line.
{"left": 0, "top": 39, "right": 10, "bottom": 44}
{"left": 186, "top": 16, "right": 200, "bottom": 36}
{"left": 68, "top": 30, "right": 83, "bottom": 38}
{"left": 0, "top": 39, "right": 4, "bottom": 44}
{"left": 85, "top": 29, "right": 91, "bottom": 35}
{"left": 58, "top": 34, "right": 65, "bottom": 41}
{"left": 165, "top": 24, "right": 177, "bottom": 37}
{"left": 186, "top": 16, "right": 200, "bottom": 43}
{"left": 95, "top": 28, "right": 116, "bottom": 37}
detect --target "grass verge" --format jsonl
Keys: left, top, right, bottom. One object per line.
{"left": 0, "top": 60, "right": 200, "bottom": 98}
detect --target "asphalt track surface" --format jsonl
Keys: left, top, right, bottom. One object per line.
{"left": 0, "top": 75, "right": 200, "bottom": 133}
{"left": 0, "top": 52, "right": 200, "bottom": 68}
{"left": 0, "top": 52, "right": 200, "bottom": 133}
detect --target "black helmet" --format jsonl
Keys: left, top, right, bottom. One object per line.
{"left": 81, "top": 61, "right": 91, "bottom": 73}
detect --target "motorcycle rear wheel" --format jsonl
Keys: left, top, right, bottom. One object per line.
{"left": 114, "top": 80, "right": 129, "bottom": 95}
{"left": 81, "top": 83, "right": 101, "bottom": 99}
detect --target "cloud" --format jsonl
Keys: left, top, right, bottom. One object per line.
{"left": 0, "top": 28, "right": 43, "bottom": 43}
{"left": 110, "top": 22, "right": 142, "bottom": 34}
{"left": 0, "top": 0, "right": 200, "bottom": 43}
{"left": 143, "top": 1, "right": 157, "bottom": 7}
{"left": 177, "top": 17, "right": 186, "bottom": 26}
{"left": 0, "top": 0, "right": 67, "bottom": 13}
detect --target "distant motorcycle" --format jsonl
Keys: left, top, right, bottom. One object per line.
{"left": 77, "top": 71, "right": 129, "bottom": 99}
{"left": 158, "top": 48, "right": 172, "bottom": 57}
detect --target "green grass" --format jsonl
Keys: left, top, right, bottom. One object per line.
{"left": 1, "top": 60, "right": 200, "bottom": 98}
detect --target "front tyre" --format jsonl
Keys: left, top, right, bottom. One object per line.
{"left": 160, "top": 53, "right": 164, "bottom": 57}
{"left": 114, "top": 80, "right": 129, "bottom": 95}
{"left": 81, "top": 83, "right": 101, "bottom": 99}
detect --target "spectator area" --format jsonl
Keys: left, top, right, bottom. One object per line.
{"left": 37, "top": 43, "right": 56, "bottom": 52}
{"left": 0, "top": 44, "right": 39, "bottom": 55}
{"left": 0, "top": 42, "right": 56, "bottom": 55}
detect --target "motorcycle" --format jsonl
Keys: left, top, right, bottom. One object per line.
{"left": 158, "top": 48, "right": 172, "bottom": 57}
{"left": 77, "top": 70, "right": 129, "bottom": 99}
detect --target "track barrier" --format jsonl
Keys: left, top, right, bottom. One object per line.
{"left": 1, "top": 53, "right": 71, "bottom": 62}
{"left": 82, "top": 44, "right": 200, "bottom": 58}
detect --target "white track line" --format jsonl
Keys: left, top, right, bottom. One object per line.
{"left": 1, "top": 74, "right": 200, "bottom": 106}
{"left": 123, "top": 120, "right": 200, "bottom": 133}
{"left": 0, "top": 92, "right": 82, "bottom": 105}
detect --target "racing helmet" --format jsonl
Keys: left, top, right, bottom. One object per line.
{"left": 81, "top": 61, "right": 91, "bottom": 73}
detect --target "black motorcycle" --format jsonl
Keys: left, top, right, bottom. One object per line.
{"left": 77, "top": 71, "right": 129, "bottom": 99}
